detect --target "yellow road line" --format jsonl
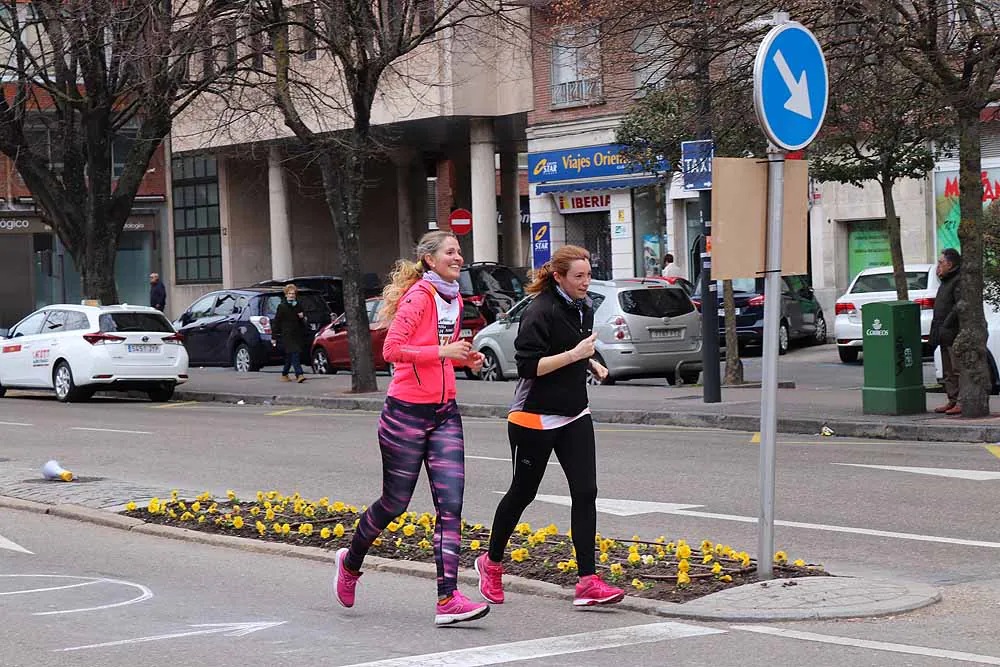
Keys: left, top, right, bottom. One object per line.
{"left": 151, "top": 401, "right": 199, "bottom": 409}
{"left": 986, "top": 445, "right": 1000, "bottom": 459}
{"left": 750, "top": 432, "right": 761, "bottom": 444}
{"left": 268, "top": 407, "right": 307, "bottom": 416}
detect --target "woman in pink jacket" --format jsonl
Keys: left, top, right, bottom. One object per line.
{"left": 333, "top": 231, "right": 489, "bottom": 626}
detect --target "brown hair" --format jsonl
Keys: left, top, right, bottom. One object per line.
{"left": 525, "top": 245, "right": 591, "bottom": 294}
{"left": 379, "top": 231, "right": 458, "bottom": 324}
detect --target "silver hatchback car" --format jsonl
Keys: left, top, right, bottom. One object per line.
{"left": 472, "top": 279, "right": 703, "bottom": 385}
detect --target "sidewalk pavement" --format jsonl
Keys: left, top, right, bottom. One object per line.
{"left": 172, "top": 368, "right": 1000, "bottom": 443}
{"left": 0, "top": 462, "right": 941, "bottom": 623}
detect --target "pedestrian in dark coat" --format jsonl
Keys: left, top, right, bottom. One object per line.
{"left": 930, "top": 248, "right": 961, "bottom": 414}
{"left": 272, "top": 284, "right": 308, "bottom": 382}
{"left": 149, "top": 273, "right": 166, "bottom": 311}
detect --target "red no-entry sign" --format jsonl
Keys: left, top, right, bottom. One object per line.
{"left": 449, "top": 208, "right": 472, "bottom": 236}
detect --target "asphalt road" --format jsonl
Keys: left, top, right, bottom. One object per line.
{"left": 1, "top": 395, "right": 999, "bottom": 664}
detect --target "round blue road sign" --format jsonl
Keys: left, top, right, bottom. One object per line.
{"left": 753, "top": 22, "right": 828, "bottom": 151}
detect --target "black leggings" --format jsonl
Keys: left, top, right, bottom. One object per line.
{"left": 488, "top": 416, "right": 598, "bottom": 576}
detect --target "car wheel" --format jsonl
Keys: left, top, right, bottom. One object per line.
{"left": 148, "top": 383, "right": 175, "bottom": 402}
{"left": 587, "top": 354, "right": 615, "bottom": 386}
{"left": 838, "top": 347, "right": 859, "bottom": 363}
{"left": 388, "top": 362, "right": 396, "bottom": 377}
{"left": 665, "top": 371, "right": 678, "bottom": 386}
{"left": 479, "top": 349, "right": 503, "bottom": 382}
{"left": 53, "top": 361, "right": 83, "bottom": 403}
{"left": 679, "top": 369, "right": 701, "bottom": 385}
{"left": 778, "top": 322, "right": 789, "bottom": 355}
{"left": 812, "top": 314, "right": 828, "bottom": 345}
{"left": 312, "top": 348, "right": 332, "bottom": 375}
{"left": 233, "top": 344, "right": 255, "bottom": 373}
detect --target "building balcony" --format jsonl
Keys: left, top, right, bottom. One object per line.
{"left": 550, "top": 78, "right": 604, "bottom": 109}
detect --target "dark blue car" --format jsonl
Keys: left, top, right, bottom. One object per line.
{"left": 174, "top": 288, "right": 331, "bottom": 371}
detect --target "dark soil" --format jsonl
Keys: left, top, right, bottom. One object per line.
{"left": 122, "top": 493, "right": 828, "bottom": 604}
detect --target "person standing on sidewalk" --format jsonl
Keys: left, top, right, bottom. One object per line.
{"left": 661, "top": 253, "right": 685, "bottom": 280}
{"left": 149, "top": 273, "right": 166, "bottom": 312}
{"left": 476, "top": 245, "right": 625, "bottom": 608}
{"left": 333, "top": 231, "right": 489, "bottom": 626}
{"left": 272, "top": 284, "right": 308, "bottom": 383}
{"left": 931, "top": 248, "right": 962, "bottom": 415}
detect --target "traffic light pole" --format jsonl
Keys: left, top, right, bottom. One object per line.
{"left": 700, "top": 189, "right": 721, "bottom": 403}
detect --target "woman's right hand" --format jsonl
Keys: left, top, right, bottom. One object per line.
{"left": 568, "top": 332, "right": 598, "bottom": 362}
{"left": 439, "top": 340, "right": 472, "bottom": 360}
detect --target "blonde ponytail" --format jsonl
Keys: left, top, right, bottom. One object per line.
{"left": 377, "top": 231, "right": 458, "bottom": 325}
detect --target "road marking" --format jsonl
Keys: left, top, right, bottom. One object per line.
{"left": 0, "top": 532, "right": 33, "bottom": 554}
{"left": 986, "top": 445, "right": 1000, "bottom": 459}
{"left": 340, "top": 622, "right": 724, "bottom": 667}
{"left": 0, "top": 580, "right": 96, "bottom": 596}
{"left": 833, "top": 463, "right": 1000, "bottom": 481}
{"left": 0, "top": 421, "right": 32, "bottom": 426}
{"left": 472, "top": 455, "right": 557, "bottom": 466}
{"left": 533, "top": 494, "right": 1000, "bottom": 549}
{"left": 533, "top": 494, "right": 704, "bottom": 516}
{"left": 151, "top": 400, "right": 199, "bottom": 409}
{"left": 58, "top": 621, "right": 286, "bottom": 652}
{"left": 751, "top": 432, "right": 761, "bottom": 443}
{"left": 71, "top": 427, "right": 153, "bottom": 435}
{"left": 735, "top": 625, "right": 1000, "bottom": 664}
{"left": 268, "top": 407, "right": 307, "bottom": 416}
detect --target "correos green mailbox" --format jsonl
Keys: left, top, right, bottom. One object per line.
{"left": 862, "top": 301, "right": 926, "bottom": 414}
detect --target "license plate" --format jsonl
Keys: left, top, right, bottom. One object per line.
{"left": 460, "top": 329, "right": 473, "bottom": 338}
{"left": 651, "top": 329, "right": 683, "bottom": 340}
{"left": 718, "top": 308, "right": 740, "bottom": 316}
{"left": 127, "top": 344, "right": 160, "bottom": 353}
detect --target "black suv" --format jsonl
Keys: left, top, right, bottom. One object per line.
{"left": 174, "top": 288, "right": 332, "bottom": 371}
{"left": 691, "top": 275, "right": 827, "bottom": 354}
{"left": 459, "top": 262, "right": 527, "bottom": 323}
{"left": 255, "top": 276, "right": 345, "bottom": 315}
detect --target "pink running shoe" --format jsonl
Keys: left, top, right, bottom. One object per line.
{"left": 435, "top": 590, "right": 490, "bottom": 626}
{"left": 474, "top": 553, "right": 505, "bottom": 604}
{"left": 333, "top": 548, "right": 361, "bottom": 608}
{"left": 573, "top": 574, "right": 625, "bottom": 606}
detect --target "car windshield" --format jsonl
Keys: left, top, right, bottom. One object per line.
{"left": 464, "top": 266, "right": 525, "bottom": 299}
{"left": 99, "top": 312, "right": 174, "bottom": 333}
{"left": 618, "top": 288, "right": 694, "bottom": 318}
{"left": 851, "top": 271, "right": 928, "bottom": 294}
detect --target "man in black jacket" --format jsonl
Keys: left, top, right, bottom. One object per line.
{"left": 149, "top": 273, "right": 166, "bottom": 312}
{"left": 931, "top": 248, "right": 961, "bottom": 414}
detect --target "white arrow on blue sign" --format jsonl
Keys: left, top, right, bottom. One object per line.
{"left": 753, "top": 21, "right": 828, "bottom": 151}
{"left": 681, "top": 140, "right": 714, "bottom": 191}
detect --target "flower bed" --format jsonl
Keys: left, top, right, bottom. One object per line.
{"left": 122, "top": 490, "right": 827, "bottom": 603}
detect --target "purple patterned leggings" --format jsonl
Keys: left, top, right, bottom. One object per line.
{"left": 346, "top": 396, "right": 465, "bottom": 597}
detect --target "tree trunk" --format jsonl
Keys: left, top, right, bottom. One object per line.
{"left": 318, "top": 139, "right": 378, "bottom": 394}
{"left": 77, "top": 237, "right": 119, "bottom": 305}
{"left": 722, "top": 279, "right": 743, "bottom": 385}
{"left": 880, "top": 176, "right": 908, "bottom": 301}
{"left": 954, "top": 108, "right": 990, "bottom": 417}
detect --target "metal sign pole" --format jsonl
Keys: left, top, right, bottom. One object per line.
{"left": 757, "top": 145, "right": 785, "bottom": 579}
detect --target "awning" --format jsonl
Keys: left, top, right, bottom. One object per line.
{"left": 534, "top": 175, "right": 661, "bottom": 194}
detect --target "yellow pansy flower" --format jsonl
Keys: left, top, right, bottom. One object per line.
{"left": 332, "top": 501, "right": 346, "bottom": 512}
{"left": 631, "top": 578, "right": 645, "bottom": 590}
{"left": 678, "top": 559, "right": 690, "bottom": 573}
{"left": 320, "top": 527, "right": 332, "bottom": 539}
{"left": 299, "top": 523, "right": 313, "bottom": 536}
{"left": 180, "top": 512, "right": 193, "bottom": 521}
{"left": 402, "top": 524, "right": 416, "bottom": 537}
{"left": 610, "top": 563, "right": 624, "bottom": 576}
{"left": 232, "top": 516, "right": 245, "bottom": 529}
{"left": 198, "top": 515, "right": 206, "bottom": 524}
{"left": 265, "top": 508, "right": 275, "bottom": 521}
{"left": 470, "top": 540, "right": 481, "bottom": 551}
{"left": 627, "top": 552, "right": 641, "bottom": 565}
{"left": 599, "top": 552, "right": 609, "bottom": 563}
{"left": 256, "top": 520, "right": 266, "bottom": 535}
{"left": 387, "top": 522, "right": 400, "bottom": 533}
{"left": 510, "top": 548, "right": 529, "bottom": 562}
{"left": 794, "top": 559, "right": 806, "bottom": 567}
{"left": 677, "top": 544, "right": 692, "bottom": 560}
{"left": 281, "top": 523, "right": 291, "bottom": 535}
{"left": 677, "top": 571, "right": 691, "bottom": 585}
{"left": 703, "top": 553, "right": 714, "bottom": 564}
{"left": 712, "top": 562, "right": 723, "bottom": 574}
{"left": 334, "top": 524, "right": 345, "bottom": 538}
{"left": 774, "top": 551, "right": 788, "bottom": 564}
{"left": 147, "top": 498, "right": 160, "bottom": 513}
{"left": 719, "top": 575, "right": 733, "bottom": 583}
{"left": 125, "top": 501, "right": 137, "bottom": 512}
{"left": 272, "top": 523, "right": 282, "bottom": 534}
{"left": 418, "top": 539, "right": 432, "bottom": 550}
{"left": 226, "top": 490, "right": 236, "bottom": 501}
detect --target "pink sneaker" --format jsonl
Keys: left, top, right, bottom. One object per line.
{"left": 573, "top": 574, "right": 625, "bottom": 606}
{"left": 474, "top": 553, "right": 504, "bottom": 604}
{"left": 333, "top": 548, "right": 361, "bottom": 608}
{"left": 435, "top": 590, "right": 490, "bottom": 626}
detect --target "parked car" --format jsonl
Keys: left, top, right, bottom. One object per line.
{"left": 255, "top": 276, "right": 345, "bottom": 315}
{"left": 834, "top": 264, "right": 937, "bottom": 363}
{"left": 459, "top": 262, "right": 528, "bottom": 324}
{"left": 691, "top": 275, "right": 826, "bottom": 354}
{"left": 311, "top": 297, "right": 487, "bottom": 377}
{"left": 472, "top": 280, "right": 703, "bottom": 385}
{"left": 0, "top": 304, "right": 188, "bottom": 402}
{"left": 622, "top": 275, "right": 695, "bottom": 296}
{"left": 933, "top": 303, "right": 1000, "bottom": 394}
{"left": 174, "top": 287, "right": 331, "bottom": 372}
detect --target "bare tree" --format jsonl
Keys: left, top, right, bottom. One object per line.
{"left": 0, "top": 0, "right": 243, "bottom": 304}
{"left": 257, "top": 0, "right": 517, "bottom": 393}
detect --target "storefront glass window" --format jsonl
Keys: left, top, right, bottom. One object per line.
{"left": 173, "top": 156, "right": 222, "bottom": 284}
{"left": 632, "top": 184, "right": 665, "bottom": 277}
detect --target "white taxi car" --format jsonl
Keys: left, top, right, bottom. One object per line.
{"left": 0, "top": 304, "right": 189, "bottom": 402}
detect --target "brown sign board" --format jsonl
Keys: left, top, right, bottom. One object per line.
{"left": 711, "top": 157, "right": 809, "bottom": 280}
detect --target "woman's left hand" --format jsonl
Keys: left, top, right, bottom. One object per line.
{"left": 467, "top": 351, "right": 485, "bottom": 373}
{"left": 589, "top": 359, "right": 608, "bottom": 382}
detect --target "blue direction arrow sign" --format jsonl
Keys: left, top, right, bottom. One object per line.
{"left": 753, "top": 21, "right": 828, "bottom": 151}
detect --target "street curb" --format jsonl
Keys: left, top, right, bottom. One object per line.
{"left": 173, "top": 389, "right": 1000, "bottom": 443}
{"left": 0, "top": 496, "right": 940, "bottom": 622}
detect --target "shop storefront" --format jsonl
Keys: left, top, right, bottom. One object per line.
{"left": 0, "top": 212, "right": 162, "bottom": 327}
{"left": 527, "top": 143, "right": 666, "bottom": 279}
{"left": 933, "top": 166, "right": 1000, "bottom": 254}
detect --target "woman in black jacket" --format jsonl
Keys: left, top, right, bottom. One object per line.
{"left": 475, "top": 245, "right": 625, "bottom": 608}
{"left": 272, "top": 284, "right": 308, "bottom": 383}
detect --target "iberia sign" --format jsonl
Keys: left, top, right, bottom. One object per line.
{"left": 553, "top": 191, "right": 613, "bottom": 214}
